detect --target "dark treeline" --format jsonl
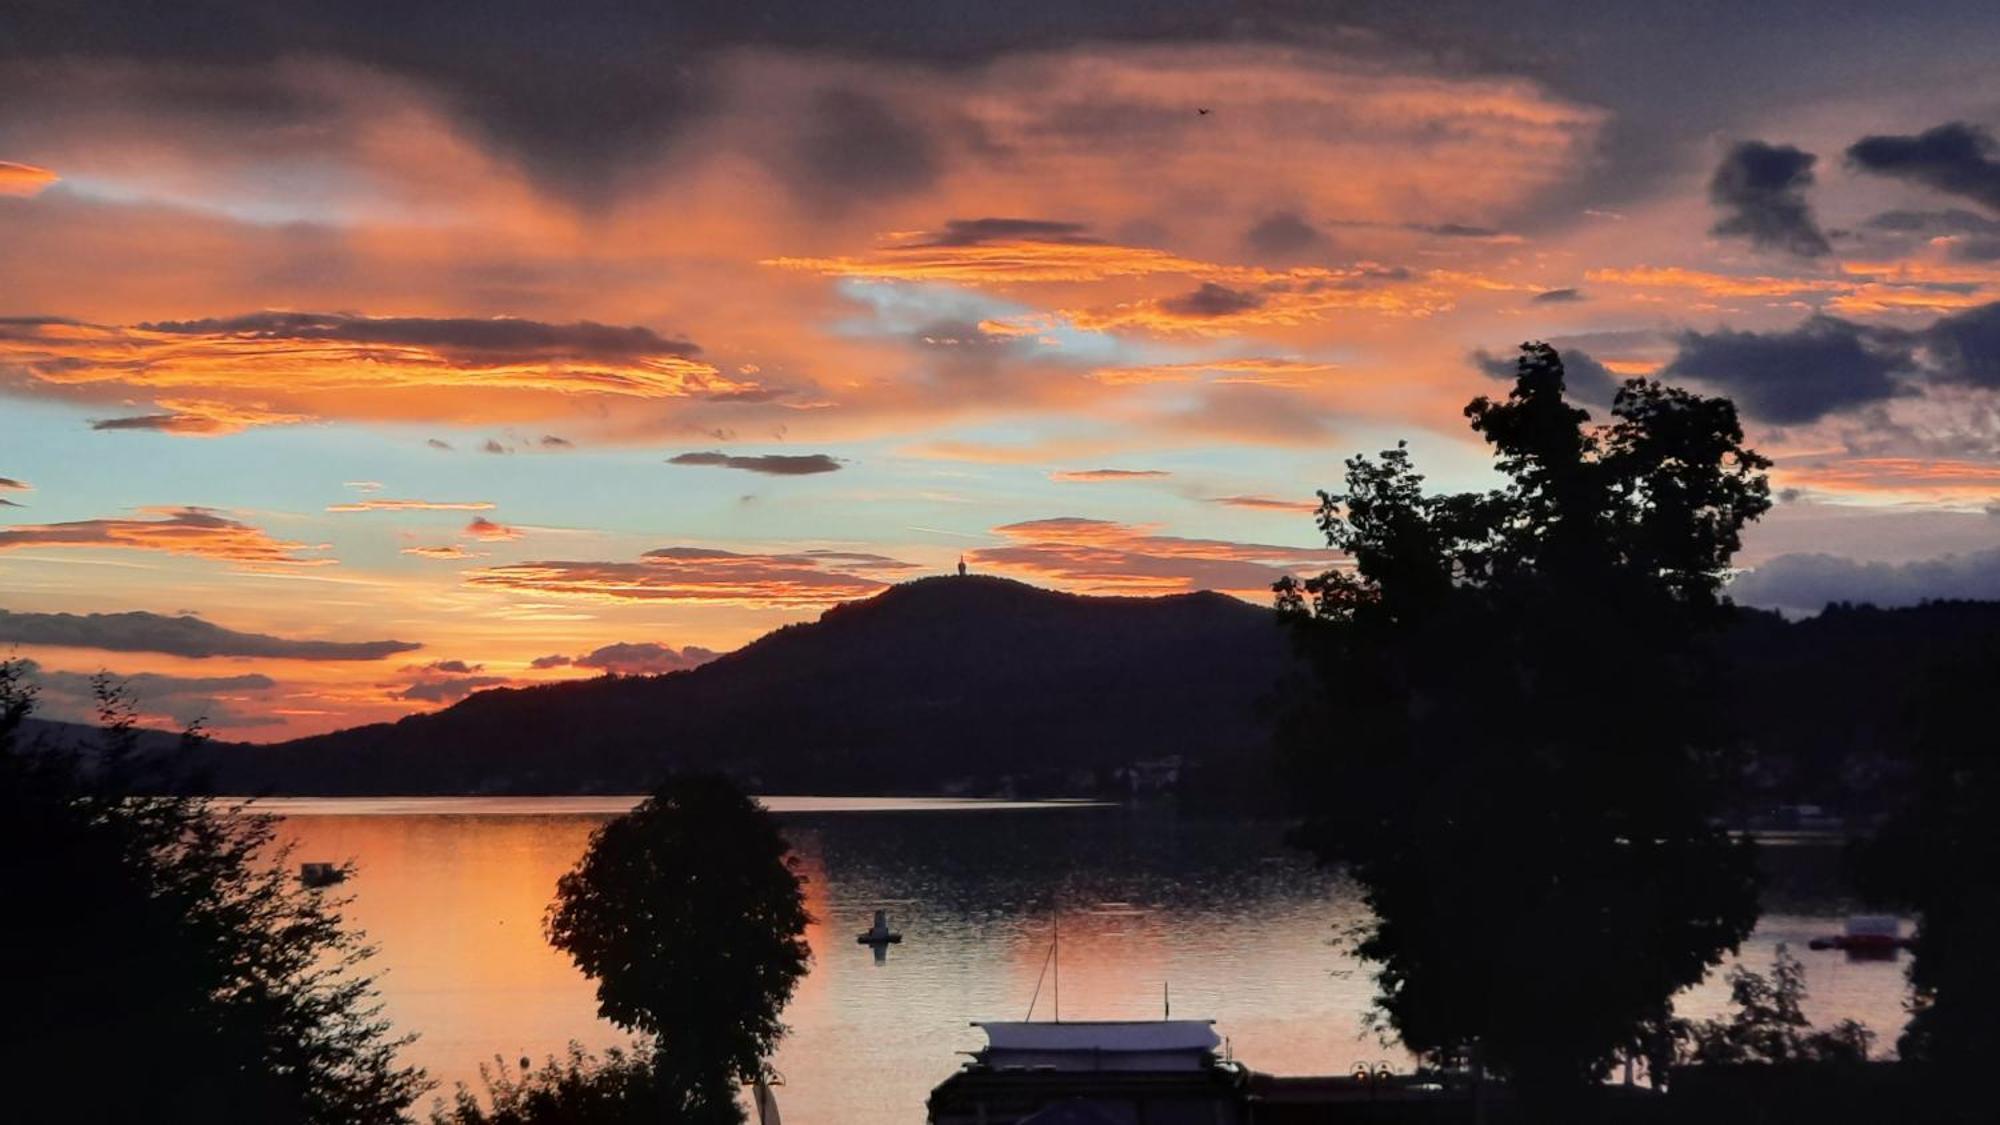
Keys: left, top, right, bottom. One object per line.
{"left": 78, "top": 579, "right": 1995, "bottom": 815}
{"left": 129, "top": 580, "right": 2000, "bottom": 820}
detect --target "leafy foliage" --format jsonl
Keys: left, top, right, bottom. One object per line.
{"left": 545, "top": 775, "right": 811, "bottom": 1124}
{"left": 1671, "top": 946, "right": 1873, "bottom": 1068}
{"left": 0, "top": 661, "right": 427, "bottom": 1123}
{"left": 1851, "top": 642, "right": 2000, "bottom": 1071}
{"left": 429, "top": 1043, "right": 660, "bottom": 1125}
{"left": 1275, "top": 343, "right": 1770, "bottom": 1098}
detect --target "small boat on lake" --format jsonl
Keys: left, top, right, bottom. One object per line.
{"left": 1807, "top": 914, "right": 1910, "bottom": 956}
{"left": 299, "top": 862, "right": 347, "bottom": 888}
{"left": 858, "top": 909, "right": 903, "bottom": 945}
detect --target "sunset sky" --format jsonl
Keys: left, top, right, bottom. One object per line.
{"left": 4, "top": 1, "right": 1999, "bottom": 737}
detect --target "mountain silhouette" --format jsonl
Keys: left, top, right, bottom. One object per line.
{"left": 209, "top": 576, "right": 1294, "bottom": 795}
{"left": 186, "top": 579, "right": 2000, "bottom": 804}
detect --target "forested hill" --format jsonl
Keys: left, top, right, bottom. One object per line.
{"left": 204, "top": 576, "right": 1295, "bottom": 795}
{"left": 191, "top": 579, "right": 2000, "bottom": 805}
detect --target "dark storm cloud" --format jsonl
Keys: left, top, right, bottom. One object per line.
{"left": 1708, "top": 141, "right": 1831, "bottom": 257}
{"left": 920, "top": 218, "right": 1098, "bottom": 247}
{"left": 1662, "top": 316, "right": 1915, "bottom": 424}
{"left": 1408, "top": 222, "right": 1505, "bottom": 238}
{"left": 1158, "top": 282, "right": 1265, "bottom": 318}
{"left": 1730, "top": 547, "right": 2000, "bottom": 615}
{"left": 1322, "top": 219, "right": 1511, "bottom": 240}
{"left": 573, "top": 641, "right": 717, "bottom": 676}
{"left": 139, "top": 311, "right": 700, "bottom": 363}
{"left": 1863, "top": 209, "right": 2000, "bottom": 260}
{"left": 1847, "top": 122, "right": 2000, "bottom": 211}
{"left": 11, "top": 0, "right": 2000, "bottom": 217}
{"left": 7, "top": 1, "right": 1326, "bottom": 202}
{"left": 1472, "top": 346, "right": 1620, "bottom": 404}
{"left": 1532, "top": 287, "right": 1584, "bottom": 303}
{"left": 1244, "top": 212, "right": 1329, "bottom": 259}
{"left": 1924, "top": 301, "right": 2000, "bottom": 388}
{"left": 1863, "top": 209, "right": 2000, "bottom": 236}
{"left": 777, "top": 89, "right": 936, "bottom": 208}
{"left": 90, "top": 413, "right": 192, "bottom": 432}
{"left": 0, "top": 607, "right": 420, "bottom": 660}
{"left": 393, "top": 675, "right": 508, "bottom": 703}
{"left": 14, "top": 660, "right": 286, "bottom": 729}
{"left": 667, "top": 451, "right": 843, "bottom": 475}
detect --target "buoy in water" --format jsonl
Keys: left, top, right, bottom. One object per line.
{"left": 857, "top": 909, "right": 903, "bottom": 945}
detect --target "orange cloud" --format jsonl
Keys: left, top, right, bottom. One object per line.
{"left": 0, "top": 161, "right": 57, "bottom": 197}
{"left": 401, "top": 545, "right": 487, "bottom": 560}
{"left": 1210, "top": 495, "right": 1322, "bottom": 513}
{"left": 466, "top": 547, "right": 916, "bottom": 607}
{"left": 464, "top": 516, "right": 521, "bottom": 541}
{"left": 0, "top": 312, "right": 760, "bottom": 433}
{"left": 90, "top": 399, "right": 310, "bottom": 436}
{"left": 328, "top": 499, "right": 496, "bottom": 512}
{"left": 1050, "top": 469, "right": 1171, "bottom": 482}
{"left": 1586, "top": 266, "right": 1850, "bottom": 298}
{"left": 970, "top": 517, "right": 1337, "bottom": 597}
{"left": 1059, "top": 276, "right": 1451, "bottom": 334}
{"left": 1588, "top": 263, "right": 1997, "bottom": 314}
{"left": 768, "top": 237, "right": 1223, "bottom": 285}
{"left": 0, "top": 506, "right": 330, "bottom": 565}
{"left": 1086, "top": 358, "right": 1341, "bottom": 387}
{"left": 775, "top": 226, "right": 1451, "bottom": 333}
{"left": 1780, "top": 458, "right": 2000, "bottom": 505}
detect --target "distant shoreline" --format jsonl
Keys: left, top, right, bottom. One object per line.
{"left": 244, "top": 794, "right": 1117, "bottom": 817}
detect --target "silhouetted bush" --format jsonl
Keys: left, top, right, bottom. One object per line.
{"left": 429, "top": 1043, "right": 659, "bottom": 1125}
{"left": 1657, "top": 946, "right": 1872, "bottom": 1070}
{"left": 0, "top": 661, "right": 427, "bottom": 1123}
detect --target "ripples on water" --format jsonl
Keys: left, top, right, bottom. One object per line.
{"left": 269, "top": 799, "right": 1909, "bottom": 1123}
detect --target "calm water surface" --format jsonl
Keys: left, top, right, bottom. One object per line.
{"left": 266, "top": 798, "right": 1910, "bottom": 1123}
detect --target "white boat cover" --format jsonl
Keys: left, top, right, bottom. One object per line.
{"left": 972, "top": 1020, "right": 1221, "bottom": 1070}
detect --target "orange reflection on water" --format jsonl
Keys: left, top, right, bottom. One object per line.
{"left": 281, "top": 813, "right": 617, "bottom": 1083}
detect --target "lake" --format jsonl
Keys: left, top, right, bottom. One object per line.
{"left": 266, "top": 797, "right": 1911, "bottom": 1123}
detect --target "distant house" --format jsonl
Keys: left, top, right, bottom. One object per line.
{"left": 926, "top": 1020, "right": 1251, "bottom": 1125}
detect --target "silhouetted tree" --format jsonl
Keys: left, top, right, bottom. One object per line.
{"left": 1852, "top": 642, "right": 2000, "bottom": 1082}
{"left": 1275, "top": 343, "right": 1770, "bottom": 1108}
{"left": 0, "top": 662, "right": 427, "bottom": 1123}
{"left": 1670, "top": 946, "right": 1873, "bottom": 1068}
{"left": 430, "top": 1043, "right": 658, "bottom": 1125}
{"left": 545, "top": 776, "right": 811, "bottom": 1124}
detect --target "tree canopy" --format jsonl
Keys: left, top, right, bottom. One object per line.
{"left": 0, "top": 661, "right": 427, "bottom": 1123}
{"left": 1668, "top": 946, "right": 1873, "bottom": 1069}
{"left": 1275, "top": 343, "right": 1770, "bottom": 1101}
{"left": 545, "top": 775, "right": 811, "bottom": 1124}
{"left": 1852, "top": 641, "right": 2000, "bottom": 1080}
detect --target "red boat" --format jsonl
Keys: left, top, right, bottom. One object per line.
{"left": 1806, "top": 915, "right": 1911, "bottom": 955}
